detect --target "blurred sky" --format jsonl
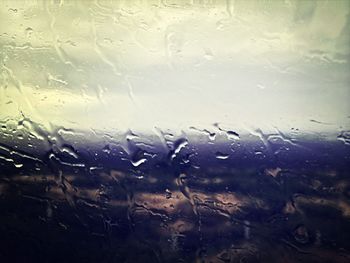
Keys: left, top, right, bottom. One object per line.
{"left": 0, "top": 0, "right": 349, "bottom": 134}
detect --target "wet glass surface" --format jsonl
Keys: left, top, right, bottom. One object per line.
{"left": 0, "top": 1, "right": 350, "bottom": 262}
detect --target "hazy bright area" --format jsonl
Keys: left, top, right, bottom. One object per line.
{"left": 0, "top": 0, "right": 349, "bottom": 134}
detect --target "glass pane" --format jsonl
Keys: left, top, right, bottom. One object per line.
{"left": 0, "top": 1, "right": 349, "bottom": 262}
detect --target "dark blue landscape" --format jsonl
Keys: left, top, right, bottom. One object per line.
{"left": 0, "top": 122, "right": 350, "bottom": 263}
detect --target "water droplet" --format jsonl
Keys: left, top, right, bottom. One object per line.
{"left": 131, "top": 158, "right": 147, "bottom": 167}
{"left": 293, "top": 225, "right": 309, "bottom": 244}
{"left": 215, "top": 152, "right": 229, "bottom": 160}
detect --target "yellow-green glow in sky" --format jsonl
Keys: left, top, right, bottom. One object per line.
{"left": 0, "top": 0, "right": 349, "bottom": 133}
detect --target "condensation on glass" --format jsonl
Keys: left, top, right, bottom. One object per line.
{"left": 0, "top": 1, "right": 349, "bottom": 262}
